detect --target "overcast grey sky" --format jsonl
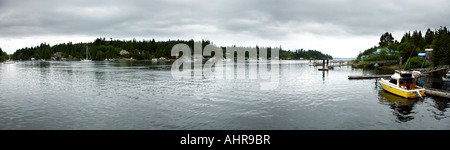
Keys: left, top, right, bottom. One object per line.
{"left": 1, "top": 0, "right": 449, "bottom": 57}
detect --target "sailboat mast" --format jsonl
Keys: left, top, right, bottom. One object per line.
{"left": 86, "top": 45, "right": 88, "bottom": 59}
{"left": 8, "top": 45, "right": 11, "bottom": 60}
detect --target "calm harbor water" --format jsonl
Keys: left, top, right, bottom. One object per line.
{"left": 1, "top": 60, "right": 449, "bottom": 130}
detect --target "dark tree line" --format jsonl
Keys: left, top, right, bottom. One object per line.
{"left": 11, "top": 38, "right": 332, "bottom": 61}
{"left": 12, "top": 38, "right": 211, "bottom": 61}
{"left": 280, "top": 49, "right": 333, "bottom": 60}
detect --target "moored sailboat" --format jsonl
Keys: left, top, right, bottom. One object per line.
{"left": 2, "top": 54, "right": 14, "bottom": 64}
{"left": 81, "top": 46, "right": 92, "bottom": 62}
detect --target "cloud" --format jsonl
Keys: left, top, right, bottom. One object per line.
{"left": 1, "top": 0, "right": 450, "bottom": 57}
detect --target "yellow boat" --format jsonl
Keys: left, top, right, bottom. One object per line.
{"left": 378, "top": 70, "right": 425, "bottom": 99}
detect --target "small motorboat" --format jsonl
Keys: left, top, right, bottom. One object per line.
{"left": 80, "top": 59, "right": 92, "bottom": 62}
{"left": 378, "top": 70, "right": 425, "bottom": 99}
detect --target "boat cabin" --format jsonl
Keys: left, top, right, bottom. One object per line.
{"left": 389, "top": 70, "right": 420, "bottom": 90}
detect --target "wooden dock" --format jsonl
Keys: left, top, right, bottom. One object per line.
{"left": 425, "top": 88, "right": 450, "bottom": 98}
{"left": 417, "top": 65, "right": 450, "bottom": 74}
{"left": 310, "top": 60, "right": 353, "bottom": 67}
{"left": 348, "top": 74, "right": 392, "bottom": 79}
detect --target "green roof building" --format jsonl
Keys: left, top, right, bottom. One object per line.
{"left": 374, "top": 49, "right": 399, "bottom": 54}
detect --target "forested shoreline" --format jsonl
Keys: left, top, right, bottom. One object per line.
{"left": 355, "top": 26, "right": 450, "bottom": 69}
{"left": 6, "top": 38, "right": 332, "bottom": 61}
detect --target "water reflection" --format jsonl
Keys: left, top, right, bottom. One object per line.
{"left": 39, "top": 62, "right": 51, "bottom": 86}
{"left": 428, "top": 97, "right": 450, "bottom": 120}
{"left": 428, "top": 71, "right": 447, "bottom": 89}
{"left": 322, "top": 70, "right": 326, "bottom": 81}
{"left": 378, "top": 90, "right": 422, "bottom": 122}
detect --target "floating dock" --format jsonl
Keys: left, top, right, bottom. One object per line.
{"left": 348, "top": 74, "right": 392, "bottom": 79}
{"left": 318, "top": 67, "right": 329, "bottom": 71}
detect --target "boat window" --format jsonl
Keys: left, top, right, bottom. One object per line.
{"left": 399, "top": 80, "right": 405, "bottom": 85}
{"left": 401, "top": 74, "right": 412, "bottom": 78}
{"left": 389, "top": 79, "right": 397, "bottom": 85}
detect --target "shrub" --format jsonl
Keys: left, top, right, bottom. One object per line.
{"left": 403, "top": 56, "right": 431, "bottom": 69}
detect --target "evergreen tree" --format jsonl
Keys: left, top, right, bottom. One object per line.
{"left": 379, "top": 32, "right": 394, "bottom": 47}
{"left": 424, "top": 28, "right": 434, "bottom": 46}
{"left": 431, "top": 27, "right": 450, "bottom": 66}
{"left": 0, "top": 47, "right": 7, "bottom": 61}
{"left": 401, "top": 32, "right": 411, "bottom": 43}
{"left": 410, "top": 30, "right": 425, "bottom": 50}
